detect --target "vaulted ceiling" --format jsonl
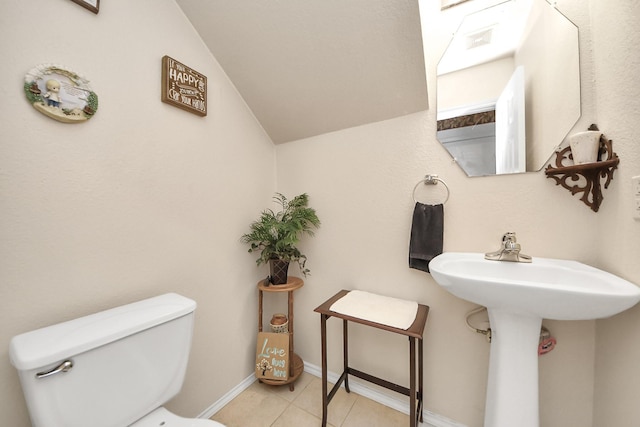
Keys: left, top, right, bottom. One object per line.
{"left": 175, "top": 0, "right": 428, "bottom": 144}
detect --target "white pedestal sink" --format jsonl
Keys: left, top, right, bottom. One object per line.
{"left": 429, "top": 252, "right": 640, "bottom": 427}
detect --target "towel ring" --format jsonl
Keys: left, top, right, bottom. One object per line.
{"left": 412, "top": 174, "right": 450, "bottom": 205}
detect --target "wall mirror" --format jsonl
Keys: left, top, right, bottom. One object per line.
{"left": 436, "top": 0, "right": 580, "bottom": 177}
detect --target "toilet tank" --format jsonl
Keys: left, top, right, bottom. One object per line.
{"left": 9, "top": 293, "right": 197, "bottom": 427}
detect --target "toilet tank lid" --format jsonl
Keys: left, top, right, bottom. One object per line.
{"left": 9, "top": 293, "right": 196, "bottom": 371}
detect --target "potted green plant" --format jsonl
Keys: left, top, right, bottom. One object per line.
{"left": 241, "top": 193, "right": 320, "bottom": 284}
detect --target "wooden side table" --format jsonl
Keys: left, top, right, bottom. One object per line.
{"left": 314, "top": 290, "right": 429, "bottom": 427}
{"left": 257, "top": 276, "right": 304, "bottom": 391}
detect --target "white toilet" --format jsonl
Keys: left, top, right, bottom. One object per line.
{"left": 9, "top": 293, "right": 225, "bottom": 427}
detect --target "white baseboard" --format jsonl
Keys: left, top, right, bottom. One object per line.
{"left": 303, "top": 361, "right": 467, "bottom": 427}
{"left": 198, "top": 361, "right": 467, "bottom": 427}
{"left": 197, "top": 372, "right": 257, "bottom": 419}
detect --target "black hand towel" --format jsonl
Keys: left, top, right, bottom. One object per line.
{"left": 409, "top": 202, "right": 443, "bottom": 273}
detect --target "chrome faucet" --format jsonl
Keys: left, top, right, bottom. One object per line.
{"left": 485, "top": 232, "right": 532, "bottom": 263}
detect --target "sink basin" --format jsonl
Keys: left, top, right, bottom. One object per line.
{"left": 429, "top": 252, "right": 640, "bottom": 427}
{"left": 429, "top": 252, "right": 640, "bottom": 320}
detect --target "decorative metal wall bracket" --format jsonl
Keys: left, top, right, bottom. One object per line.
{"left": 545, "top": 125, "right": 619, "bottom": 212}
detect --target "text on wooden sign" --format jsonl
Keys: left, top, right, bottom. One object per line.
{"left": 161, "top": 55, "right": 207, "bottom": 116}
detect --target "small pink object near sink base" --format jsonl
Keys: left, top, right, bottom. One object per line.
{"left": 429, "top": 252, "right": 640, "bottom": 427}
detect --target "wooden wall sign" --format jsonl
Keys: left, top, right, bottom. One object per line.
{"left": 161, "top": 56, "right": 207, "bottom": 116}
{"left": 255, "top": 332, "right": 289, "bottom": 381}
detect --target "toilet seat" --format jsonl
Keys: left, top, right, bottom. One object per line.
{"left": 129, "top": 407, "right": 226, "bottom": 427}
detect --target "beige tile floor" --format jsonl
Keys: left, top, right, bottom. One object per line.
{"left": 210, "top": 372, "right": 410, "bottom": 427}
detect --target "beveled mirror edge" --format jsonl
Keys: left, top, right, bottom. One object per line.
{"left": 435, "top": 0, "right": 582, "bottom": 177}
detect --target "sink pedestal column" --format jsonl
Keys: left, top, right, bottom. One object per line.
{"left": 485, "top": 309, "right": 542, "bottom": 427}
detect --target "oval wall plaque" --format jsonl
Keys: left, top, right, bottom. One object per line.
{"left": 24, "top": 64, "right": 98, "bottom": 123}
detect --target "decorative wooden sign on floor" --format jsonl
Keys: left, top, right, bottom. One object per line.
{"left": 255, "top": 332, "right": 289, "bottom": 381}
{"left": 161, "top": 56, "right": 207, "bottom": 116}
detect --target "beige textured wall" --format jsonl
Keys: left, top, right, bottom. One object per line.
{"left": 437, "top": 57, "right": 514, "bottom": 111}
{"left": 591, "top": 0, "right": 640, "bottom": 425}
{"left": 517, "top": 0, "right": 581, "bottom": 170}
{"left": 1, "top": 0, "right": 638, "bottom": 426}
{"left": 275, "top": 0, "right": 613, "bottom": 425}
{"left": 0, "top": 0, "right": 275, "bottom": 425}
